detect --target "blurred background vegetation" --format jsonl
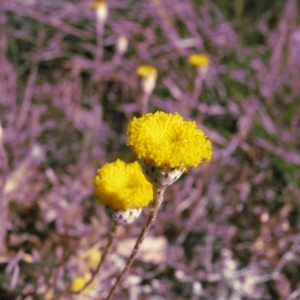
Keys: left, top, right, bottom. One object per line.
{"left": 0, "top": 0, "right": 300, "bottom": 299}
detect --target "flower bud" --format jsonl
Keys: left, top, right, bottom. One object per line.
{"left": 188, "top": 53, "right": 210, "bottom": 76}
{"left": 103, "top": 204, "right": 142, "bottom": 224}
{"left": 136, "top": 65, "right": 157, "bottom": 95}
{"left": 71, "top": 276, "right": 86, "bottom": 292}
{"left": 90, "top": 1, "right": 108, "bottom": 23}
{"left": 140, "top": 160, "right": 185, "bottom": 188}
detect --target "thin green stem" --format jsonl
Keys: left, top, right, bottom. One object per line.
{"left": 105, "top": 187, "right": 166, "bottom": 300}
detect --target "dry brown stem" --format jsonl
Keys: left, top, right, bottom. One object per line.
{"left": 105, "top": 187, "right": 166, "bottom": 300}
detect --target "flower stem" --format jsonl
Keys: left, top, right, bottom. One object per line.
{"left": 140, "top": 92, "right": 150, "bottom": 114}
{"left": 96, "top": 20, "right": 104, "bottom": 64}
{"left": 192, "top": 69, "right": 204, "bottom": 106}
{"left": 105, "top": 187, "right": 166, "bottom": 300}
{"left": 72, "top": 222, "right": 120, "bottom": 295}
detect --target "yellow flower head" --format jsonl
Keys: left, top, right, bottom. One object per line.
{"left": 90, "top": 1, "right": 108, "bottom": 22}
{"left": 136, "top": 65, "right": 157, "bottom": 78}
{"left": 188, "top": 54, "right": 210, "bottom": 68}
{"left": 71, "top": 276, "right": 86, "bottom": 292}
{"left": 93, "top": 160, "right": 153, "bottom": 210}
{"left": 127, "top": 112, "right": 212, "bottom": 168}
{"left": 87, "top": 248, "right": 102, "bottom": 270}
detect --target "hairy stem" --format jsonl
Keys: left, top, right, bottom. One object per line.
{"left": 105, "top": 187, "right": 166, "bottom": 300}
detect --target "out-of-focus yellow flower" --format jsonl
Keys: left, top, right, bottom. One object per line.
{"left": 127, "top": 111, "right": 212, "bottom": 168}
{"left": 188, "top": 54, "right": 210, "bottom": 69}
{"left": 136, "top": 65, "right": 157, "bottom": 94}
{"left": 71, "top": 275, "right": 96, "bottom": 299}
{"left": 90, "top": 0, "right": 108, "bottom": 22}
{"left": 71, "top": 276, "right": 86, "bottom": 292}
{"left": 136, "top": 65, "right": 157, "bottom": 78}
{"left": 93, "top": 160, "right": 153, "bottom": 210}
{"left": 87, "top": 248, "right": 102, "bottom": 270}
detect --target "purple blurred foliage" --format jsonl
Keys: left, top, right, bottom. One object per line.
{"left": 0, "top": 0, "right": 299, "bottom": 299}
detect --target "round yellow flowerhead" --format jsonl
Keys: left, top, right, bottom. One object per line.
{"left": 136, "top": 65, "right": 157, "bottom": 78}
{"left": 188, "top": 54, "right": 210, "bottom": 69}
{"left": 71, "top": 275, "right": 95, "bottom": 298}
{"left": 87, "top": 248, "right": 102, "bottom": 270}
{"left": 127, "top": 111, "right": 212, "bottom": 168}
{"left": 71, "top": 276, "right": 86, "bottom": 292}
{"left": 93, "top": 159, "right": 153, "bottom": 210}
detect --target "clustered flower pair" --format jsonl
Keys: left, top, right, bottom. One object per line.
{"left": 93, "top": 111, "right": 212, "bottom": 224}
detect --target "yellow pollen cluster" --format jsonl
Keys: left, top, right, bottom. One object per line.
{"left": 127, "top": 111, "right": 212, "bottom": 168}
{"left": 93, "top": 160, "right": 153, "bottom": 210}
{"left": 136, "top": 65, "right": 157, "bottom": 78}
{"left": 188, "top": 54, "right": 210, "bottom": 68}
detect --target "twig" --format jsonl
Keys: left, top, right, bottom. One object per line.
{"left": 92, "top": 15, "right": 106, "bottom": 81}
{"left": 0, "top": 123, "right": 8, "bottom": 181}
{"left": 105, "top": 187, "right": 166, "bottom": 300}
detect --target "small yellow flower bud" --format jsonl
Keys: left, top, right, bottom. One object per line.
{"left": 71, "top": 277, "right": 86, "bottom": 292}
{"left": 90, "top": 1, "right": 108, "bottom": 23}
{"left": 136, "top": 65, "right": 157, "bottom": 78}
{"left": 87, "top": 248, "right": 102, "bottom": 270}
{"left": 188, "top": 54, "right": 210, "bottom": 68}
{"left": 71, "top": 275, "right": 96, "bottom": 298}
{"left": 188, "top": 54, "right": 210, "bottom": 75}
{"left": 136, "top": 65, "right": 157, "bottom": 95}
